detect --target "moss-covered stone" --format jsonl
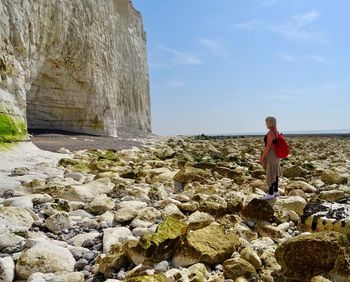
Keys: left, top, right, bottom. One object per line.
{"left": 58, "top": 158, "right": 90, "bottom": 173}
{"left": 223, "top": 258, "right": 257, "bottom": 280}
{"left": 0, "top": 110, "right": 27, "bottom": 142}
{"left": 275, "top": 232, "right": 350, "bottom": 280}
{"left": 98, "top": 149, "right": 120, "bottom": 161}
{"left": 125, "top": 217, "right": 188, "bottom": 264}
{"left": 173, "top": 224, "right": 239, "bottom": 267}
{"left": 96, "top": 250, "right": 126, "bottom": 274}
{"left": 173, "top": 166, "right": 211, "bottom": 184}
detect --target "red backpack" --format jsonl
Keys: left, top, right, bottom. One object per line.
{"left": 272, "top": 130, "right": 289, "bottom": 159}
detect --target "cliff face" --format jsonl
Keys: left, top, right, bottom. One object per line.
{"left": 0, "top": 0, "right": 151, "bottom": 141}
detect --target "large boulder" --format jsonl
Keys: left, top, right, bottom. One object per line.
{"left": 173, "top": 224, "right": 239, "bottom": 267}
{"left": 0, "top": 257, "right": 15, "bottom": 282}
{"left": 125, "top": 217, "right": 188, "bottom": 264}
{"left": 283, "top": 165, "right": 307, "bottom": 179}
{"left": 299, "top": 202, "right": 350, "bottom": 237}
{"left": 275, "top": 232, "right": 350, "bottom": 280}
{"left": 241, "top": 198, "right": 274, "bottom": 221}
{"left": 16, "top": 242, "right": 76, "bottom": 280}
{"left": 223, "top": 258, "right": 257, "bottom": 280}
{"left": 321, "top": 170, "right": 348, "bottom": 185}
{"left": 275, "top": 196, "right": 307, "bottom": 216}
{"left": 0, "top": 206, "right": 34, "bottom": 233}
{"left": 173, "top": 167, "right": 211, "bottom": 184}
{"left": 56, "top": 178, "right": 115, "bottom": 202}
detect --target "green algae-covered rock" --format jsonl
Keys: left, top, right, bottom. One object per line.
{"left": 125, "top": 273, "right": 168, "bottom": 282}
{"left": 125, "top": 217, "right": 188, "bottom": 264}
{"left": 173, "top": 166, "right": 211, "bottom": 184}
{"left": 275, "top": 232, "right": 350, "bottom": 280}
{"left": 223, "top": 258, "right": 257, "bottom": 280}
{"left": 96, "top": 249, "right": 126, "bottom": 274}
{"left": 0, "top": 109, "right": 27, "bottom": 142}
{"left": 173, "top": 224, "right": 239, "bottom": 267}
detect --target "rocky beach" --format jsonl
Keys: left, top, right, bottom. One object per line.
{"left": 1, "top": 134, "right": 350, "bottom": 281}
{"left": 1, "top": 0, "right": 350, "bottom": 281}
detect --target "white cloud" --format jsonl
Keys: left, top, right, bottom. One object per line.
{"left": 235, "top": 20, "right": 262, "bottom": 31}
{"left": 236, "top": 11, "right": 325, "bottom": 44}
{"left": 270, "top": 10, "right": 325, "bottom": 43}
{"left": 159, "top": 46, "right": 203, "bottom": 66}
{"left": 276, "top": 51, "right": 333, "bottom": 65}
{"left": 164, "top": 80, "right": 187, "bottom": 88}
{"left": 199, "top": 38, "right": 228, "bottom": 58}
{"left": 303, "top": 55, "right": 333, "bottom": 64}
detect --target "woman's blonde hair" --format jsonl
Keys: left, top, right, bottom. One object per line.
{"left": 265, "top": 116, "right": 277, "bottom": 127}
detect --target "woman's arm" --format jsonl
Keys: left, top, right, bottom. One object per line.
{"left": 260, "top": 131, "right": 274, "bottom": 164}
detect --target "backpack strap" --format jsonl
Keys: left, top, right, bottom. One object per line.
{"left": 270, "top": 129, "right": 278, "bottom": 143}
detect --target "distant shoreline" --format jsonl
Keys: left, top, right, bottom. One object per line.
{"left": 193, "top": 132, "right": 350, "bottom": 139}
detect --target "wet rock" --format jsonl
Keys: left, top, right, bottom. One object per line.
{"left": 16, "top": 242, "right": 76, "bottom": 280}
{"left": 0, "top": 257, "right": 15, "bottom": 282}
{"left": 275, "top": 232, "right": 350, "bottom": 280}
{"left": 223, "top": 257, "right": 257, "bottom": 280}
{"left": 173, "top": 224, "right": 239, "bottom": 267}
{"left": 241, "top": 198, "right": 274, "bottom": 221}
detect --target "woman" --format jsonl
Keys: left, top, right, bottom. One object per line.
{"left": 260, "top": 116, "right": 281, "bottom": 199}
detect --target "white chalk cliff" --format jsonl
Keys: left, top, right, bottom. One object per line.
{"left": 0, "top": 0, "right": 151, "bottom": 141}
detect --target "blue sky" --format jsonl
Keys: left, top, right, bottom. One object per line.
{"left": 132, "top": 0, "right": 350, "bottom": 135}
